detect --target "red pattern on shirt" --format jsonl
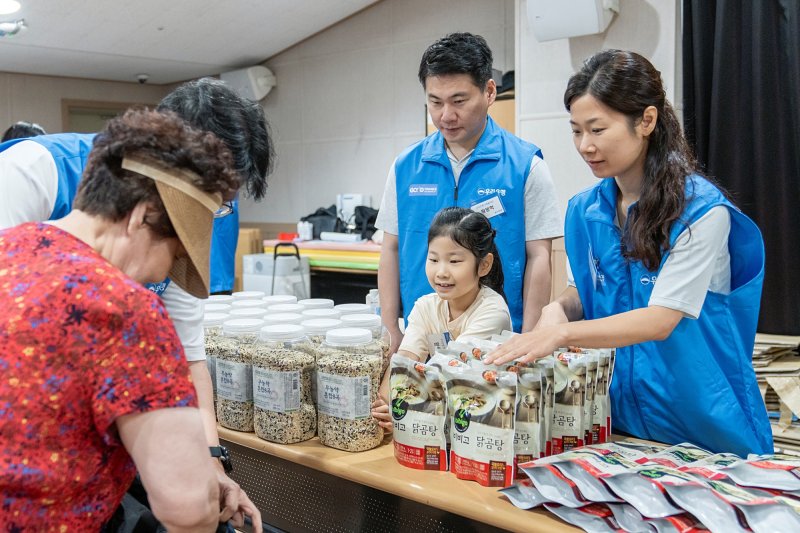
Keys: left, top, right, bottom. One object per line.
{"left": 0, "top": 223, "right": 197, "bottom": 531}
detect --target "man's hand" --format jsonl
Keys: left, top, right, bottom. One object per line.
{"left": 371, "top": 398, "right": 394, "bottom": 433}
{"left": 217, "top": 471, "right": 262, "bottom": 533}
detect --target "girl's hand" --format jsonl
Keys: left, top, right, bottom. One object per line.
{"left": 371, "top": 398, "right": 394, "bottom": 432}
{"left": 484, "top": 325, "right": 565, "bottom": 366}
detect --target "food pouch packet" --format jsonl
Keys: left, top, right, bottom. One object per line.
{"left": 544, "top": 446, "right": 641, "bottom": 503}
{"left": 646, "top": 443, "right": 714, "bottom": 469}
{"left": 607, "top": 502, "right": 654, "bottom": 533}
{"left": 520, "top": 463, "right": 591, "bottom": 508}
{"left": 499, "top": 477, "right": 549, "bottom": 509}
{"left": 645, "top": 513, "right": 709, "bottom": 533}
{"left": 443, "top": 365, "right": 517, "bottom": 487}
{"left": 543, "top": 503, "right": 623, "bottom": 533}
{"left": 583, "top": 354, "right": 598, "bottom": 446}
{"left": 601, "top": 465, "right": 692, "bottom": 518}
{"left": 722, "top": 454, "right": 800, "bottom": 491}
{"left": 514, "top": 365, "right": 543, "bottom": 476}
{"left": 428, "top": 350, "right": 470, "bottom": 447}
{"left": 390, "top": 354, "right": 447, "bottom": 471}
{"left": 537, "top": 357, "right": 555, "bottom": 457}
{"left": 551, "top": 349, "right": 589, "bottom": 454}
{"left": 593, "top": 349, "right": 613, "bottom": 444}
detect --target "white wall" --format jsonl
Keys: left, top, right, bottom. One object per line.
{"left": 240, "top": 0, "right": 516, "bottom": 224}
{"left": 515, "top": 0, "right": 681, "bottom": 215}
{"left": 0, "top": 72, "right": 172, "bottom": 134}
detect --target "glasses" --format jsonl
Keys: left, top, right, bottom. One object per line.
{"left": 214, "top": 201, "right": 235, "bottom": 219}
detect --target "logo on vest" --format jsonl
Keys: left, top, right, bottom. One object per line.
{"left": 409, "top": 184, "right": 438, "bottom": 196}
{"left": 477, "top": 188, "right": 506, "bottom": 197}
{"left": 640, "top": 275, "right": 658, "bottom": 286}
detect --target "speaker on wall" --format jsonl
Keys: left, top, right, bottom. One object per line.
{"left": 527, "top": 0, "right": 619, "bottom": 42}
{"left": 219, "top": 65, "right": 277, "bottom": 101}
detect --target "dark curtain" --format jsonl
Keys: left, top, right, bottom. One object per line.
{"left": 683, "top": 0, "right": 800, "bottom": 334}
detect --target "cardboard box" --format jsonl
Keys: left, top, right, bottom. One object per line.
{"left": 234, "top": 227, "right": 263, "bottom": 293}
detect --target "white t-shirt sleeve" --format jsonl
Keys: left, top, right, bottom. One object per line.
{"left": 0, "top": 141, "right": 59, "bottom": 229}
{"left": 649, "top": 206, "right": 731, "bottom": 319}
{"left": 374, "top": 160, "right": 398, "bottom": 235}
{"left": 160, "top": 282, "right": 206, "bottom": 361}
{"left": 524, "top": 155, "right": 563, "bottom": 241}
{"left": 456, "top": 288, "right": 513, "bottom": 339}
{"left": 397, "top": 296, "right": 433, "bottom": 359}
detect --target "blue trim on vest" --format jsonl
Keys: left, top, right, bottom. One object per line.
{"left": 565, "top": 175, "right": 772, "bottom": 455}
{"left": 210, "top": 199, "right": 239, "bottom": 293}
{"left": 395, "top": 116, "right": 540, "bottom": 332}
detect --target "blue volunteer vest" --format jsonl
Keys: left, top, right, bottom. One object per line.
{"left": 395, "top": 116, "right": 539, "bottom": 332}
{"left": 565, "top": 175, "right": 772, "bottom": 456}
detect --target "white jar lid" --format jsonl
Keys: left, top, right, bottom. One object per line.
{"left": 326, "top": 327, "right": 372, "bottom": 345}
{"left": 229, "top": 308, "right": 268, "bottom": 319}
{"left": 203, "top": 312, "right": 228, "bottom": 326}
{"left": 268, "top": 303, "right": 305, "bottom": 314}
{"left": 231, "top": 299, "right": 268, "bottom": 309}
{"left": 204, "top": 303, "right": 231, "bottom": 313}
{"left": 302, "top": 308, "right": 341, "bottom": 319}
{"left": 223, "top": 318, "right": 265, "bottom": 334}
{"left": 208, "top": 294, "right": 234, "bottom": 305}
{"left": 259, "top": 324, "right": 306, "bottom": 341}
{"left": 334, "top": 303, "right": 372, "bottom": 315}
{"left": 300, "top": 318, "right": 343, "bottom": 334}
{"left": 262, "top": 294, "right": 298, "bottom": 306}
{"left": 263, "top": 312, "right": 304, "bottom": 326}
{"left": 298, "top": 298, "right": 334, "bottom": 309}
{"left": 340, "top": 313, "right": 381, "bottom": 328}
{"left": 232, "top": 290, "right": 266, "bottom": 301}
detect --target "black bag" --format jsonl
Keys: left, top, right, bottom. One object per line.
{"left": 300, "top": 205, "right": 345, "bottom": 239}
{"left": 354, "top": 205, "right": 379, "bottom": 240}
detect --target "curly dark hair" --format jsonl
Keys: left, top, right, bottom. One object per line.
{"left": 564, "top": 49, "right": 702, "bottom": 270}
{"left": 418, "top": 32, "right": 493, "bottom": 90}
{"left": 73, "top": 108, "right": 238, "bottom": 238}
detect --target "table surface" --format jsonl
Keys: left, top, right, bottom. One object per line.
{"left": 219, "top": 427, "right": 577, "bottom": 533}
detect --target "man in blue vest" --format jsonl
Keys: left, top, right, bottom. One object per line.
{"left": 0, "top": 78, "right": 274, "bottom": 529}
{"left": 375, "top": 32, "right": 562, "bottom": 352}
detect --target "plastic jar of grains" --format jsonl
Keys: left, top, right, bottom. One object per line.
{"left": 267, "top": 303, "right": 305, "bottom": 315}
{"left": 205, "top": 302, "right": 231, "bottom": 314}
{"left": 301, "top": 308, "right": 341, "bottom": 320}
{"left": 334, "top": 303, "right": 372, "bottom": 316}
{"left": 232, "top": 290, "right": 266, "bottom": 301}
{"left": 203, "top": 312, "right": 228, "bottom": 404}
{"left": 231, "top": 299, "right": 269, "bottom": 311}
{"left": 251, "top": 324, "right": 316, "bottom": 444}
{"left": 263, "top": 312, "right": 304, "bottom": 327}
{"left": 208, "top": 294, "right": 234, "bottom": 305}
{"left": 216, "top": 318, "right": 265, "bottom": 432}
{"left": 316, "top": 327, "right": 384, "bottom": 452}
{"left": 340, "top": 314, "right": 392, "bottom": 374}
{"left": 300, "top": 317, "right": 343, "bottom": 405}
{"left": 229, "top": 308, "right": 268, "bottom": 320}
{"left": 298, "top": 298, "right": 334, "bottom": 310}
{"left": 263, "top": 294, "right": 298, "bottom": 308}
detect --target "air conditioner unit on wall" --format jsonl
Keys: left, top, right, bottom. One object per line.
{"left": 220, "top": 66, "right": 276, "bottom": 101}
{"left": 527, "top": 0, "right": 619, "bottom": 42}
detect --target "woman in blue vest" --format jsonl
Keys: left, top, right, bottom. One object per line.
{"left": 487, "top": 50, "right": 771, "bottom": 456}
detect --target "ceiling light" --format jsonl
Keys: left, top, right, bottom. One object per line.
{"left": 0, "top": 1, "right": 21, "bottom": 16}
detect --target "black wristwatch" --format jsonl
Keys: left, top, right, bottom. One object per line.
{"left": 210, "top": 445, "right": 233, "bottom": 474}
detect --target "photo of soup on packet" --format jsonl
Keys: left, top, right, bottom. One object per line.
{"left": 390, "top": 354, "right": 447, "bottom": 471}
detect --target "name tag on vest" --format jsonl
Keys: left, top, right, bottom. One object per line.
{"left": 409, "top": 184, "right": 438, "bottom": 196}
{"left": 471, "top": 195, "right": 505, "bottom": 219}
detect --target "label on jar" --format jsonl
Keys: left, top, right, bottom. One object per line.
{"left": 317, "top": 372, "right": 370, "bottom": 420}
{"left": 216, "top": 360, "right": 253, "bottom": 402}
{"left": 253, "top": 368, "right": 301, "bottom": 412}
{"left": 207, "top": 356, "right": 217, "bottom": 393}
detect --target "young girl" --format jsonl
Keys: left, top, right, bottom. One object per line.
{"left": 372, "top": 207, "right": 512, "bottom": 430}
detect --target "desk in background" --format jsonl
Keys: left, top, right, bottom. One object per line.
{"left": 263, "top": 239, "right": 379, "bottom": 303}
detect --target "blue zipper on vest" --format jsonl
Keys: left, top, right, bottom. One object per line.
{"left": 453, "top": 184, "right": 459, "bottom": 204}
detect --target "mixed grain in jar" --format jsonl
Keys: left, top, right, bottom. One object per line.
{"left": 340, "top": 313, "right": 391, "bottom": 374}
{"left": 251, "top": 324, "right": 316, "bottom": 444}
{"left": 216, "top": 318, "right": 264, "bottom": 432}
{"left": 203, "top": 312, "right": 228, "bottom": 404}
{"left": 316, "top": 327, "right": 384, "bottom": 452}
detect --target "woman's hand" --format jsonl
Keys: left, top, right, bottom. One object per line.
{"left": 484, "top": 325, "right": 566, "bottom": 366}
{"left": 535, "top": 301, "right": 570, "bottom": 330}
{"left": 371, "top": 398, "right": 394, "bottom": 432}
